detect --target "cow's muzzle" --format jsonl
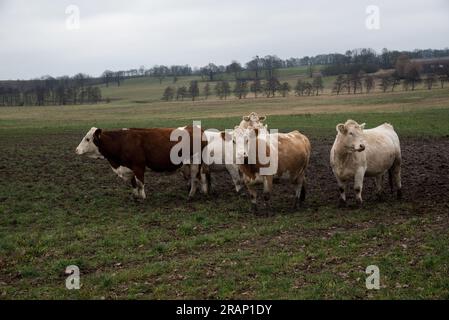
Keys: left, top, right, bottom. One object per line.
{"left": 355, "top": 144, "right": 366, "bottom": 152}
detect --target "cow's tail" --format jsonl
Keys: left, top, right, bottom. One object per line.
{"left": 300, "top": 182, "right": 306, "bottom": 202}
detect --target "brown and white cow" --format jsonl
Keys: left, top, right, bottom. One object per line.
{"left": 330, "top": 120, "right": 402, "bottom": 207}
{"left": 200, "top": 114, "right": 269, "bottom": 193}
{"left": 75, "top": 126, "right": 207, "bottom": 200}
{"left": 233, "top": 127, "right": 311, "bottom": 213}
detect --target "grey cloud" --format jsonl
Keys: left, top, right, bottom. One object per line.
{"left": 0, "top": 0, "right": 448, "bottom": 79}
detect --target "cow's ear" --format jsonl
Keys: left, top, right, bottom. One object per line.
{"left": 220, "top": 131, "right": 228, "bottom": 140}
{"left": 221, "top": 131, "right": 233, "bottom": 141}
{"left": 336, "top": 124, "right": 346, "bottom": 134}
{"left": 243, "top": 116, "right": 250, "bottom": 121}
{"left": 259, "top": 116, "right": 266, "bottom": 121}
{"left": 360, "top": 123, "right": 366, "bottom": 130}
{"left": 93, "top": 128, "right": 102, "bottom": 143}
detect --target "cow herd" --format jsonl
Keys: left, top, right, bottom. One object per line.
{"left": 75, "top": 112, "right": 402, "bottom": 213}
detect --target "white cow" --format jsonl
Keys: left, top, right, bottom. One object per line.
{"left": 330, "top": 120, "right": 402, "bottom": 207}
{"left": 202, "top": 130, "right": 244, "bottom": 193}
{"left": 239, "top": 112, "right": 267, "bottom": 129}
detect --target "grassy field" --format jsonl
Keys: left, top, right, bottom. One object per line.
{"left": 1, "top": 85, "right": 449, "bottom": 299}
{"left": 99, "top": 67, "right": 321, "bottom": 104}
{"left": 96, "top": 65, "right": 442, "bottom": 106}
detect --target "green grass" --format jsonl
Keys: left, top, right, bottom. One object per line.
{"left": 1, "top": 86, "right": 449, "bottom": 134}
{"left": 94, "top": 64, "right": 430, "bottom": 105}
{"left": 1, "top": 79, "right": 449, "bottom": 300}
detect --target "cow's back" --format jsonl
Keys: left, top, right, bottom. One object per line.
{"left": 118, "top": 127, "right": 203, "bottom": 172}
{"left": 139, "top": 128, "right": 182, "bottom": 172}
{"left": 364, "top": 124, "right": 401, "bottom": 175}
{"left": 276, "top": 131, "right": 311, "bottom": 176}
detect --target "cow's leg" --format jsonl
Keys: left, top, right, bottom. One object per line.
{"left": 131, "top": 176, "right": 139, "bottom": 198}
{"left": 200, "top": 165, "right": 210, "bottom": 195}
{"left": 336, "top": 176, "right": 347, "bottom": 207}
{"left": 392, "top": 159, "right": 402, "bottom": 199}
{"left": 132, "top": 167, "right": 146, "bottom": 200}
{"left": 263, "top": 176, "right": 273, "bottom": 214}
{"left": 294, "top": 174, "right": 306, "bottom": 210}
{"left": 374, "top": 174, "right": 384, "bottom": 200}
{"left": 262, "top": 176, "right": 272, "bottom": 200}
{"left": 180, "top": 165, "right": 191, "bottom": 191}
{"left": 354, "top": 168, "right": 365, "bottom": 207}
{"left": 226, "top": 164, "right": 244, "bottom": 193}
{"left": 244, "top": 178, "right": 258, "bottom": 214}
{"left": 188, "top": 164, "right": 200, "bottom": 200}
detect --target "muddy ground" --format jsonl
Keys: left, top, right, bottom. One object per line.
{"left": 156, "top": 136, "right": 449, "bottom": 213}
{"left": 1, "top": 133, "right": 449, "bottom": 299}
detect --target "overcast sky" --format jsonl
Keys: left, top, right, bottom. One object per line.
{"left": 0, "top": 0, "right": 448, "bottom": 80}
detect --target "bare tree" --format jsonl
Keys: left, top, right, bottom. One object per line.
{"left": 214, "top": 81, "right": 231, "bottom": 100}
{"left": 379, "top": 75, "right": 392, "bottom": 92}
{"left": 102, "top": 70, "right": 114, "bottom": 87}
{"left": 234, "top": 80, "right": 248, "bottom": 99}
{"left": 214, "top": 82, "right": 223, "bottom": 99}
{"left": 189, "top": 80, "right": 200, "bottom": 101}
{"left": 395, "top": 54, "right": 411, "bottom": 78}
{"left": 226, "top": 61, "right": 243, "bottom": 80}
{"left": 222, "top": 81, "right": 231, "bottom": 99}
{"left": 153, "top": 66, "right": 168, "bottom": 84}
{"left": 115, "top": 71, "right": 124, "bottom": 87}
{"left": 391, "top": 72, "right": 401, "bottom": 92}
{"left": 162, "top": 86, "right": 175, "bottom": 101}
{"left": 201, "top": 63, "right": 220, "bottom": 81}
{"left": 204, "top": 83, "right": 210, "bottom": 100}
{"left": 312, "top": 76, "right": 324, "bottom": 96}
{"left": 280, "top": 82, "right": 291, "bottom": 97}
{"left": 262, "top": 55, "right": 283, "bottom": 79}
{"left": 364, "top": 75, "right": 375, "bottom": 93}
{"left": 264, "top": 77, "right": 281, "bottom": 97}
{"left": 332, "top": 75, "right": 345, "bottom": 95}
{"left": 176, "top": 86, "right": 187, "bottom": 101}
{"left": 246, "top": 56, "right": 263, "bottom": 79}
{"left": 350, "top": 72, "right": 363, "bottom": 94}
{"left": 403, "top": 62, "right": 422, "bottom": 91}
{"left": 250, "top": 79, "right": 262, "bottom": 98}
{"left": 425, "top": 73, "right": 437, "bottom": 90}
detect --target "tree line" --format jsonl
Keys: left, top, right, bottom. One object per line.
{"left": 161, "top": 76, "right": 325, "bottom": 101}
{"left": 0, "top": 74, "right": 102, "bottom": 106}
{"left": 331, "top": 54, "right": 449, "bottom": 95}
{"left": 161, "top": 51, "right": 449, "bottom": 101}
{"left": 103, "top": 47, "right": 449, "bottom": 86}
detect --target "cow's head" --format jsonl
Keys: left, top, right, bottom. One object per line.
{"left": 232, "top": 126, "right": 269, "bottom": 162}
{"left": 241, "top": 112, "right": 267, "bottom": 129}
{"left": 75, "top": 127, "right": 104, "bottom": 159}
{"left": 336, "top": 120, "right": 366, "bottom": 152}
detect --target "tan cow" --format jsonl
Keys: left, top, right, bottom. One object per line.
{"left": 330, "top": 120, "right": 402, "bottom": 207}
{"left": 233, "top": 127, "right": 311, "bottom": 213}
